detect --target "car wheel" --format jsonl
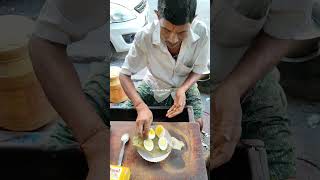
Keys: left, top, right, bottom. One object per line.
{"left": 109, "top": 42, "right": 128, "bottom": 62}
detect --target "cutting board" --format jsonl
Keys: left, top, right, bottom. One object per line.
{"left": 110, "top": 121, "right": 208, "bottom": 180}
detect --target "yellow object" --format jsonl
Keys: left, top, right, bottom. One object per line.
{"left": 110, "top": 165, "right": 131, "bottom": 180}
{"left": 148, "top": 128, "right": 155, "bottom": 139}
{"left": 0, "top": 15, "right": 57, "bottom": 131}
{"left": 110, "top": 66, "right": 128, "bottom": 103}
{"left": 155, "top": 125, "right": 165, "bottom": 138}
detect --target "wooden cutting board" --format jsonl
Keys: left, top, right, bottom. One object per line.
{"left": 110, "top": 121, "right": 208, "bottom": 180}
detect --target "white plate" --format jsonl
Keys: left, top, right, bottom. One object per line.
{"left": 137, "top": 126, "right": 172, "bottom": 162}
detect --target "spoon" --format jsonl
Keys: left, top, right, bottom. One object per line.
{"left": 118, "top": 133, "right": 130, "bottom": 166}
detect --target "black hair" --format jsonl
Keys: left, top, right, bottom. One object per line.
{"left": 157, "top": 0, "right": 197, "bottom": 25}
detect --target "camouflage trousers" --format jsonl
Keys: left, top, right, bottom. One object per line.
{"left": 119, "top": 81, "right": 204, "bottom": 120}
{"left": 240, "top": 69, "right": 296, "bottom": 180}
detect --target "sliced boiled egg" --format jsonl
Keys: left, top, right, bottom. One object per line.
{"left": 148, "top": 128, "right": 155, "bottom": 140}
{"left": 158, "top": 137, "right": 168, "bottom": 151}
{"left": 143, "top": 139, "right": 154, "bottom": 151}
{"left": 155, "top": 125, "right": 165, "bottom": 138}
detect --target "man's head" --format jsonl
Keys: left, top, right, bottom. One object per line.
{"left": 156, "top": 0, "right": 197, "bottom": 49}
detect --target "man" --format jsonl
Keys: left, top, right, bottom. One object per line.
{"left": 119, "top": 0, "right": 209, "bottom": 137}
{"left": 211, "top": 0, "right": 320, "bottom": 179}
{"left": 29, "top": 0, "right": 108, "bottom": 179}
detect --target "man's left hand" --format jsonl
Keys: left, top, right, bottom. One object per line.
{"left": 166, "top": 88, "right": 186, "bottom": 118}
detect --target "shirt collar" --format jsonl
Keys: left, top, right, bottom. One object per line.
{"left": 152, "top": 20, "right": 200, "bottom": 46}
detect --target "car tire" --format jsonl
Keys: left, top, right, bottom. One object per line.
{"left": 109, "top": 42, "right": 127, "bottom": 62}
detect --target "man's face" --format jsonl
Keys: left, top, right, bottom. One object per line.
{"left": 159, "top": 18, "right": 190, "bottom": 49}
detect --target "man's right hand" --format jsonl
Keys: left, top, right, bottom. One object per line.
{"left": 81, "top": 128, "right": 109, "bottom": 180}
{"left": 135, "top": 103, "right": 153, "bottom": 138}
{"left": 211, "top": 83, "right": 242, "bottom": 169}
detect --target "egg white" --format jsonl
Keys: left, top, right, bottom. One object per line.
{"left": 158, "top": 137, "right": 168, "bottom": 151}
{"left": 143, "top": 139, "right": 154, "bottom": 151}
{"left": 148, "top": 128, "right": 156, "bottom": 140}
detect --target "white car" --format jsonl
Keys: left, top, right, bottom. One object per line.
{"left": 110, "top": 0, "right": 150, "bottom": 54}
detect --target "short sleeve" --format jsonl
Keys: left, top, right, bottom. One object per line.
{"left": 263, "top": 0, "right": 320, "bottom": 40}
{"left": 33, "top": 0, "right": 106, "bottom": 44}
{"left": 192, "top": 22, "right": 210, "bottom": 74}
{"left": 120, "top": 31, "right": 148, "bottom": 75}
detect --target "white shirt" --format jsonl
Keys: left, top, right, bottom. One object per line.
{"left": 121, "top": 19, "right": 209, "bottom": 103}
{"left": 33, "top": 0, "right": 106, "bottom": 44}
{"left": 212, "top": 0, "right": 320, "bottom": 86}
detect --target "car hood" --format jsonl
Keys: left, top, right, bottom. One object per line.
{"left": 110, "top": 0, "right": 143, "bottom": 10}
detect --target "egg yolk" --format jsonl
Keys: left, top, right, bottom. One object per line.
{"left": 148, "top": 128, "right": 155, "bottom": 139}
{"left": 155, "top": 125, "right": 165, "bottom": 138}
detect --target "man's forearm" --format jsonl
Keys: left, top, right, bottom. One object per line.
{"left": 223, "top": 32, "right": 294, "bottom": 96}
{"left": 179, "top": 72, "right": 203, "bottom": 92}
{"left": 119, "top": 73, "right": 145, "bottom": 107}
{"left": 29, "top": 36, "right": 106, "bottom": 144}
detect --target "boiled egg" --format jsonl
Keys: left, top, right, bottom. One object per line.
{"left": 155, "top": 125, "right": 165, "bottom": 138}
{"left": 148, "top": 128, "right": 155, "bottom": 139}
{"left": 158, "top": 137, "right": 168, "bottom": 151}
{"left": 143, "top": 139, "right": 154, "bottom": 151}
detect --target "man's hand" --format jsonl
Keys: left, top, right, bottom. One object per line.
{"left": 166, "top": 88, "right": 186, "bottom": 118}
{"left": 210, "top": 32, "right": 295, "bottom": 169}
{"left": 211, "top": 83, "right": 242, "bottom": 169}
{"left": 136, "top": 103, "right": 153, "bottom": 137}
{"left": 30, "top": 37, "right": 110, "bottom": 179}
{"left": 81, "top": 128, "right": 109, "bottom": 180}
{"left": 119, "top": 74, "right": 153, "bottom": 137}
